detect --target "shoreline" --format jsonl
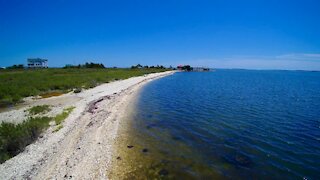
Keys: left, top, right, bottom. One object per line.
{"left": 0, "top": 71, "right": 174, "bottom": 179}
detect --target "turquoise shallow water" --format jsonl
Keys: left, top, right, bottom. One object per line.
{"left": 129, "top": 70, "right": 320, "bottom": 179}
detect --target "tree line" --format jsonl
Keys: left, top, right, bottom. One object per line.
{"left": 6, "top": 64, "right": 24, "bottom": 69}
{"left": 63, "top": 62, "right": 105, "bottom": 69}
{"left": 131, "top": 64, "right": 170, "bottom": 69}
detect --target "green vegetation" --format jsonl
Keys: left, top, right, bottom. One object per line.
{"left": 178, "top": 65, "right": 193, "bottom": 71}
{"left": 73, "top": 88, "right": 82, "bottom": 93}
{"left": 0, "top": 116, "right": 52, "bottom": 163}
{"left": 0, "top": 106, "right": 75, "bottom": 163}
{"left": 131, "top": 64, "right": 166, "bottom": 69}
{"left": 28, "top": 105, "right": 51, "bottom": 115}
{"left": 54, "top": 106, "right": 75, "bottom": 125}
{"left": 6, "top": 64, "right": 24, "bottom": 69}
{"left": 53, "top": 124, "right": 63, "bottom": 133}
{"left": 0, "top": 68, "right": 169, "bottom": 105}
{"left": 64, "top": 62, "right": 105, "bottom": 69}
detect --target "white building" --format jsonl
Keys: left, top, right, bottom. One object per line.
{"left": 27, "top": 58, "right": 48, "bottom": 68}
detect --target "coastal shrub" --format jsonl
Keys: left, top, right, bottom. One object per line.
{"left": 73, "top": 88, "right": 82, "bottom": 93}
{"left": 54, "top": 106, "right": 75, "bottom": 125}
{"left": 28, "top": 105, "right": 51, "bottom": 115}
{"left": 85, "top": 80, "right": 98, "bottom": 89}
{"left": 6, "top": 64, "right": 24, "bottom": 69}
{"left": 0, "top": 116, "right": 52, "bottom": 163}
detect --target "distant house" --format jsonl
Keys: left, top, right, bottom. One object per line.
{"left": 27, "top": 58, "right": 48, "bottom": 68}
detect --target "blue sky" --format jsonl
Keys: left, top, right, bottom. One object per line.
{"left": 1, "top": 0, "right": 320, "bottom": 70}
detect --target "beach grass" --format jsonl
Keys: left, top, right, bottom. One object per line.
{"left": 53, "top": 124, "right": 63, "bottom": 133}
{"left": 54, "top": 106, "right": 75, "bottom": 125}
{"left": 0, "top": 68, "right": 168, "bottom": 106}
{"left": 0, "top": 106, "right": 75, "bottom": 163}
{"left": 0, "top": 116, "right": 52, "bottom": 163}
{"left": 27, "top": 105, "right": 51, "bottom": 115}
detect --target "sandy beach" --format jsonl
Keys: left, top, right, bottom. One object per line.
{"left": 0, "top": 71, "right": 174, "bottom": 179}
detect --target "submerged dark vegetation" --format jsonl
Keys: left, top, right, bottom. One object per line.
{"left": 0, "top": 105, "right": 74, "bottom": 163}
{"left": 0, "top": 66, "right": 169, "bottom": 106}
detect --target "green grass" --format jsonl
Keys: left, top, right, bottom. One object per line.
{"left": 54, "top": 106, "right": 75, "bottom": 125}
{"left": 53, "top": 124, "right": 63, "bottom": 133}
{"left": 28, "top": 105, "right": 51, "bottom": 115}
{"left": 0, "top": 116, "right": 52, "bottom": 163}
{"left": 0, "top": 68, "right": 168, "bottom": 105}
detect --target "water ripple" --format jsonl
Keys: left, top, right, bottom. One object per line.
{"left": 133, "top": 70, "right": 320, "bottom": 179}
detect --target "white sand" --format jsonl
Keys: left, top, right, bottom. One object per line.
{"left": 0, "top": 71, "right": 174, "bottom": 179}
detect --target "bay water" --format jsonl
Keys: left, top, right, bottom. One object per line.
{"left": 111, "top": 70, "right": 320, "bottom": 179}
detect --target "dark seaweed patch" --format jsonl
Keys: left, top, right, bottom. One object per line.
{"left": 146, "top": 123, "right": 158, "bottom": 129}
{"left": 142, "top": 148, "right": 148, "bottom": 153}
{"left": 224, "top": 152, "right": 253, "bottom": 167}
{"left": 158, "top": 169, "right": 169, "bottom": 176}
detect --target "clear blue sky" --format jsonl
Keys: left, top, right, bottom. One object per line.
{"left": 1, "top": 0, "right": 320, "bottom": 70}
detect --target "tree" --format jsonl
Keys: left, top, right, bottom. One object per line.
{"left": 7, "top": 64, "right": 24, "bottom": 69}
{"left": 178, "top": 65, "right": 193, "bottom": 71}
{"left": 131, "top": 64, "right": 143, "bottom": 69}
{"left": 64, "top": 62, "right": 105, "bottom": 69}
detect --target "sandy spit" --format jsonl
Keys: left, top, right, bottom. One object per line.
{"left": 0, "top": 71, "right": 174, "bottom": 179}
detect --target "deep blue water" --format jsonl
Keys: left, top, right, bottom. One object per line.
{"left": 131, "top": 70, "right": 320, "bottom": 179}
